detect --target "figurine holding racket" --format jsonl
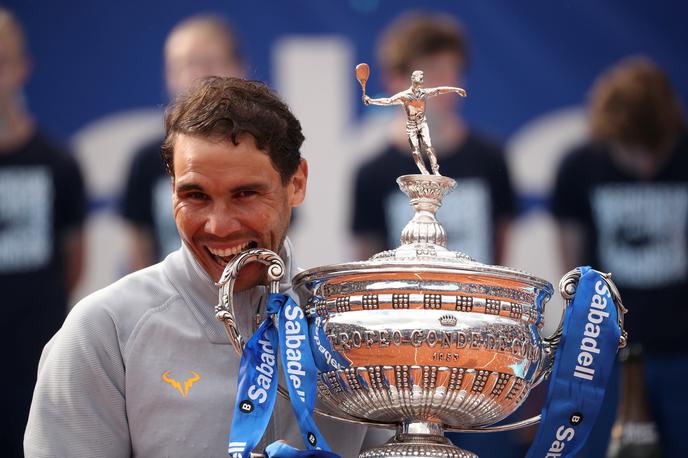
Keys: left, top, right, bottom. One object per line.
{"left": 355, "top": 63, "right": 466, "bottom": 176}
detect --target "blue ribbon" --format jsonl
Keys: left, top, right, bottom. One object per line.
{"left": 525, "top": 267, "right": 622, "bottom": 457}
{"left": 228, "top": 293, "right": 333, "bottom": 458}
{"left": 265, "top": 442, "right": 340, "bottom": 458}
{"left": 308, "top": 316, "right": 349, "bottom": 373}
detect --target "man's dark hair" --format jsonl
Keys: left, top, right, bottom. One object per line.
{"left": 161, "top": 77, "right": 304, "bottom": 182}
{"left": 377, "top": 11, "right": 469, "bottom": 76}
{"left": 589, "top": 56, "right": 684, "bottom": 155}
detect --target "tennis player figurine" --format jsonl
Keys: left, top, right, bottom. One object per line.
{"left": 356, "top": 63, "right": 467, "bottom": 176}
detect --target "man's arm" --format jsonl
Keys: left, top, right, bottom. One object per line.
{"left": 363, "top": 91, "right": 406, "bottom": 106}
{"left": 425, "top": 86, "right": 467, "bottom": 98}
{"left": 121, "top": 144, "right": 162, "bottom": 272}
{"left": 54, "top": 149, "right": 87, "bottom": 295}
{"left": 556, "top": 220, "right": 586, "bottom": 269}
{"left": 550, "top": 149, "right": 589, "bottom": 270}
{"left": 24, "top": 299, "right": 131, "bottom": 457}
{"left": 493, "top": 217, "right": 511, "bottom": 266}
{"left": 126, "top": 224, "right": 157, "bottom": 272}
{"left": 62, "top": 228, "right": 85, "bottom": 293}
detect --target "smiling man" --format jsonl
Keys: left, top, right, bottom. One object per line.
{"left": 24, "top": 77, "right": 375, "bottom": 457}
{"left": 161, "top": 77, "right": 307, "bottom": 288}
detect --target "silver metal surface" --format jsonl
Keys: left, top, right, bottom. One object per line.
{"left": 360, "top": 67, "right": 467, "bottom": 176}
{"left": 215, "top": 249, "right": 285, "bottom": 355}
{"left": 361, "top": 420, "right": 478, "bottom": 458}
{"left": 294, "top": 259, "right": 555, "bottom": 430}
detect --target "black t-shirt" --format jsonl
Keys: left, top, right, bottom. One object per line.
{"left": 551, "top": 135, "right": 688, "bottom": 355}
{"left": 352, "top": 132, "right": 515, "bottom": 264}
{"left": 0, "top": 131, "right": 86, "bottom": 327}
{"left": 0, "top": 131, "right": 86, "bottom": 445}
{"left": 121, "top": 139, "right": 180, "bottom": 261}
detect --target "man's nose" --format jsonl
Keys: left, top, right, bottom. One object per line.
{"left": 205, "top": 206, "right": 242, "bottom": 237}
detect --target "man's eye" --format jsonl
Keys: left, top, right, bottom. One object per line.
{"left": 187, "top": 192, "right": 208, "bottom": 200}
{"left": 235, "top": 190, "right": 257, "bottom": 199}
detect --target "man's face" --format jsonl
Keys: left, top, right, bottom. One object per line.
{"left": 0, "top": 24, "right": 28, "bottom": 100}
{"left": 172, "top": 133, "right": 307, "bottom": 289}
{"left": 412, "top": 51, "right": 464, "bottom": 113}
{"left": 165, "top": 24, "right": 242, "bottom": 98}
{"left": 411, "top": 70, "right": 424, "bottom": 86}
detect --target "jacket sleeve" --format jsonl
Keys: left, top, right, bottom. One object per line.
{"left": 24, "top": 295, "right": 131, "bottom": 458}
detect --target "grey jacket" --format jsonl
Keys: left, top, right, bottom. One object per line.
{"left": 25, "top": 240, "right": 381, "bottom": 457}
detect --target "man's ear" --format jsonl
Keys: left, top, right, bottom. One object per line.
{"left": 288, "top": 159, "right": 308, "bottom": 207}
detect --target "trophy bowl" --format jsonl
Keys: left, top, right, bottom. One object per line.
{"left": 292, "top": 249, "right": 554, "bottom": 427}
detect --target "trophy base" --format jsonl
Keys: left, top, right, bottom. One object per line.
{"left": 360, "top": 422, "right": 478, "bottom": 458}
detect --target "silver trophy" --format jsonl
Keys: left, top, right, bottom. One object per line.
{"left": 216, "top": 65, "right": 627, "bottom": 458}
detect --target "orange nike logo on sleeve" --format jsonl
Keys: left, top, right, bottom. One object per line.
{"left": 162, "top": 370, "right": 201, "bottom": 397}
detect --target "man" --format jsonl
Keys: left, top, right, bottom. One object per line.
{"left": 121, "top": 14, "right": 245, "bottom": 271}
{"left": 551, "top": 56, "right": 688, "bottom": 456}
{"left": 363, "top": 69, "right": 466, "bottom": 175}
{"left": 352, "top": 12, "right": 516, "bottom": 266}
{"left": 0, "top": 9, "right": 86, "bottom": 456}
{"left": 25, "top": 77, "right": 376, "bottom": 457}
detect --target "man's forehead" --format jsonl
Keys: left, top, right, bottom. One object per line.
{"left": 171, "top": 132, "right": 275, "bottom": 174}
{"left": 0, "top": 17, "right": 25, "bottom": 58}
{"left": 165, "top": 23, "right": 233, "bottom": 58}
{"left": 173, "top": 132, "right": 262, "bottom": 151}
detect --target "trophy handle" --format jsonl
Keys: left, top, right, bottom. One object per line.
{"left": 215, "top": 248, "right": 286, "bottom": 355}
{"left": 442, "top": 267, "right": 629, "bottom": 434}
{"left": 215, "top": 248, "right": 314, "bottom": 408}
{"left": 531, "top": 268, "right": 628, "bottom": 388}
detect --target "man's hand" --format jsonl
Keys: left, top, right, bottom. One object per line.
{"left": 457, "top": 88, "right": 467, "bottom": 97}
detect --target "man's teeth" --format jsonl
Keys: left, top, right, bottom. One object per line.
{"left": 208, "top": 242, "right": 252, "bottom": 260}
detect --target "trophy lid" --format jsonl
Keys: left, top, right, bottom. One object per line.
{"left": 295, "top": 69, "right": 551, "bottom": 295}
{"left": 294, "top": 174, "right": 552, "bottom": 295}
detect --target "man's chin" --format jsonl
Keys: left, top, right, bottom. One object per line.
{"left": 233, "top": 265, "right": 265, "bottom": 292}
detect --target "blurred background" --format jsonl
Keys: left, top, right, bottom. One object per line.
{"left": 4, "top": 0, "right": 687, "bottom": 456}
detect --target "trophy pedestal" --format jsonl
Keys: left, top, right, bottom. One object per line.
{"left": 360, "top": 421, "right": 478, "bottom": 458}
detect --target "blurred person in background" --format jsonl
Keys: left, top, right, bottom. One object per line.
{"left": 351, "top": 11, "right": 516, "bottom": 266}
{"left": 351, "top": 11, "right": 522, "bottom": 457}
{"left": 0, "top": 8, "right": 86, "bottom": 456}
{"left": 121, "top": 14, "right": 245, "bottom": 271}
{"left": 551, "top": 56, "right": 687, "bottom": 457}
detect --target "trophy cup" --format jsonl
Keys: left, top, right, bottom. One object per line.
{"left": 215, "top": 65, "right": 627, "bottom": 458}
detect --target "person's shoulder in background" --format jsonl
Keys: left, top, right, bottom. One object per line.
{"left": 121, "top": 137, "right": 166, "bottom": 222}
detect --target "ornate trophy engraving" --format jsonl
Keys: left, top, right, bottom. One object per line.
{"left": 216, "top": 65, "right": 627, "bottom": 458}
